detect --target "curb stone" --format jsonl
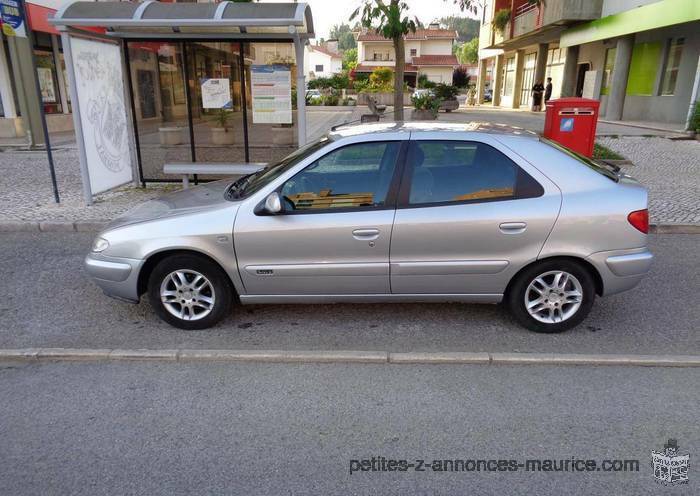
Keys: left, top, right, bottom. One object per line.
{"left": 0, "top": 348, "right": 699, "bottom": 367}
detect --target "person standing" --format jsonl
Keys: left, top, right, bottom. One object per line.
{"left": 544, "top": 77, "right": 553, "bottom": 108}
{"left": 531, "top": 81, "right": 544, "bottom": 111}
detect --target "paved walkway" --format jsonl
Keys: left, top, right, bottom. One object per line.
{"left": 0, "top": 106, "right": 696, "bottom": 224}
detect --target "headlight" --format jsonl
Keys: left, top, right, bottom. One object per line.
{"left": 91, "top": 237, "right": 110, "bottom": 253}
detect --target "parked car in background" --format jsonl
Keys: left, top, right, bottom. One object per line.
{"left": 86, "top": 123, "right": 652, "bottom": 333}
{"left": 412, "top": 88, "right": 435, "bottom": 99}
{"left": 305, "top": 89, "right": 322, "bottom": 103}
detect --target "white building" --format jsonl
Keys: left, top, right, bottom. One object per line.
{"left": 304, "top": 41, "right": 343, "bottom": 79}
{"left": 355, "top": 23, "right": 459, "bottom": 86}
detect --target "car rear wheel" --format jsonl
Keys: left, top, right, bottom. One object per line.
{"left": 507, "top": 260, "right": 596, "bottom": 333}
{"left": 148, "top": 254, "right": 232, "bottom": 330}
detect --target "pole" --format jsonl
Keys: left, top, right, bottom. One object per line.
{"left": 17, "top": 0, "right": 59, "bottom": 203}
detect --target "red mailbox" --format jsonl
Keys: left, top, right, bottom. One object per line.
{"left": 543, "top": 97, "right": 600, "bottom": 157}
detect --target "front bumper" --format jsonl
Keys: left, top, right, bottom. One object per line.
{"left": 587, "top": 247, "right": 653, "bottom": 296}
{"left": 85, "top": 253, "right": 144, "bottom": 303}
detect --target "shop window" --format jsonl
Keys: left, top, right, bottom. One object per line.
{"left": 660, "top": 38, "right": 684, "bottom": 96}
{"left": 503, "top": 56, "right": 515, "bottom": 96}
{"left": 626, "top": 42, "right": 661, "bottom": 96}
{"left": 600, "top": 47, "right": 616, "bottom": 96}
{"left": 35, "top": 51, "right": 62, "bottom": 114}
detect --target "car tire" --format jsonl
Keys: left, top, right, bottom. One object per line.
{"left": 147, "top": 254, "right": 233, "bottom": 330}
{"left": 507, "top": 259, "right": 596, "bottom": 333}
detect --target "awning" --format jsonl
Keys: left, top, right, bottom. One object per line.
{"left": 49, "top": 1, "right": 314, "bottom": 39}
{"left": 560, "top": 0, "right": 700, "bottom": 48}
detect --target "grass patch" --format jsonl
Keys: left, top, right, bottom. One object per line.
{"left": 593, "top": 143, "right": 625, "bottom": 160}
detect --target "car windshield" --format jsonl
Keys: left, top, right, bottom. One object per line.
{"left": 225, "top": 137, "right": 331, "bottom": 200}
{"left": 541, "top": 137, "right": 620, "bottom": 182}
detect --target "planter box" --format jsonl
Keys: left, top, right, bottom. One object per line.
{"left": 439, "top": 98, "right": 460, "bottom": 112}
{"left": 411, "top": 109, "right": 438, "bottom": 121}
{"left": 357, "top": 92, "right": 411, "bottom": 106}
{"left": 211, "top": 128, "right": 236, "bottom": 145}
{"left": 159, "top": 127, "right": 185, "bottom": 146}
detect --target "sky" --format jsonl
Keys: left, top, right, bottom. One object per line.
{"left": 258, "top": 0, "right": 478, "bottom": 40}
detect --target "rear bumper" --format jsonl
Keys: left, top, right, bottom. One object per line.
{"left": 587, "top": 247, "right": 653, "bottom": 296}
{"left": 85, "top": 253, "right": 143, "bottom": 303}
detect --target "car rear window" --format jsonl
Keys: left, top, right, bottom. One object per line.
{"left": 541, "top": 138, "right": 620, "bottom": 182}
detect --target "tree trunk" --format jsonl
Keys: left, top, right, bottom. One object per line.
{"left": 393, "top": 35, "right": 405, "bottom": 121}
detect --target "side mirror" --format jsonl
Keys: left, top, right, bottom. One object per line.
{"left": 258, "top": 191, "right": 283, "bottom": 215}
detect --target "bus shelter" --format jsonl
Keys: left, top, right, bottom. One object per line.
{"left": 50, "top": 1, "right": 314, "bottom": 203}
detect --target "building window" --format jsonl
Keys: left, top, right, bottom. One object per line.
{"left": 660, "top": 38, "right": 684, "bottom": 96}
{"left": 315, "top": 64, "right": 324, "bottom": 72}
{"left": 410, "top": 48, "right": 417, "bottom": 57}
{"left": 626, "top": 42, "right": 662, "bottom": 96}
{"left": 601, "top": 47, "right": 616, "bottom": 96}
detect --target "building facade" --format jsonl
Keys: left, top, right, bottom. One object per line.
{"left": 355, "top": 23, "right": 459, "bottom": 86}
{"left": 304, "top": 40, "right": 342, "bottom": 80}
{"left": 477, "top": 0, "right": 700, "bottom": 128}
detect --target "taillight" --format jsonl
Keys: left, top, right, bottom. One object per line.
{"left": 628, "top": 209, "right": 649, "bottom": 234}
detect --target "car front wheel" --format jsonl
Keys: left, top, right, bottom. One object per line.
{"left": 507, "top": 260, "right": 596, "bottom": 333}
{"left": 148, "top": 254, "right": 232, "bottom": 330}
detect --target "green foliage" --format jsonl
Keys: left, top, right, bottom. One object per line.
{"left": 323, "top": 94, "right": 340, "bottom": 106}
{"left": 593, "top": 143, "right": 625, "bottom": 160}
{"left": 691, "top": 101, "right": 700, "bottom": 132}
{"left": 329, "top": 23, "right": 357, "bottom": 51}
{"left": 352, "top": 1, "right": 417, "bottom": 42}
{"left": 411, "top": 93, "right": 441, "bottom": 112}
{"left": 438, "top": 16, "right": 479, "bottom": 41}
{"left": 433, "top": 83, "right": 459, "bottom": 100}
{"left": 213, "top": 109, "right": 231, "bottom": 128}
{"left": 492, "top": 8, "right": 511, "bottom": 34}
{"left": 452, "top": 67, "right": 469, "bottom": 88}
{"left": 455, "top": 36, "right": 479, "bottom": 65}
{"left": 343, "top": 48, "right": 358, "bottom": 71}
{"left": 308, "top": 73, "right": 350, "bottom": 91}
{"left": 369, "top": 67, "right": 393, "bottom": 87}
{"left": 417, "top": 74, "right": 436, "bottom": 89}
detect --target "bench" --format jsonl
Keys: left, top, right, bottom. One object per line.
{"left": 361, "top": 97, "right": 387, "bottom": 123}
{"left": 163, "top": 162, "right": 266, "bottom": 188}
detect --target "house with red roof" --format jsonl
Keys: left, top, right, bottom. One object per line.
{"left": 355, "top": 23, "right": 459, "bottom": 87}
{"left": 304, "top": 40, "right": 343, "bottom": 79}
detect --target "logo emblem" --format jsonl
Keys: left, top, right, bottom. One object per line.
{"left": 651, "top": 439, "right": 689, "bottom": 485}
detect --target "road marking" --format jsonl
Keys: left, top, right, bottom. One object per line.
{"left": 1, "top": 348, "right": 699, "bottom": 367}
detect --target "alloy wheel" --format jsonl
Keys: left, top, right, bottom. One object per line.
{"left": 524, "top": 270, "right": 583, "bottom": 324}
{"left": 159, "top": 269, "right": 216, "bottom": 321}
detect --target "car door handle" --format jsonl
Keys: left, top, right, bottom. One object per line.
{"left": 499, "top": 222, "right": 527, "bottom": 234}
{"left": 352, "top": 228, "right": 380, "bottom": 240}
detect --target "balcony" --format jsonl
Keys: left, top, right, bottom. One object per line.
{"left": 512, "top": 3, "right": 539, "bottom": 38}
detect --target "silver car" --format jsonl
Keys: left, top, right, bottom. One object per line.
{"left": 85, "top": 123, "right": 652, "bottom": 333}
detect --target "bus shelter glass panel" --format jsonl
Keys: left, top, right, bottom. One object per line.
{"left": 186, "top": 41, "right": 246, "bottom": 163}
{"left": 127, "top": 42, "right": 191, "bottom": 180}
{"left": 243, "top": 42, "right": 299, "bottom": 164}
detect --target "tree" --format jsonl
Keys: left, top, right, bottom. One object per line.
{"left": 329, "top": 23, "right": 357, "bottom": 51}
{"left": 456, "top": 36, "right": 479, "bottom": 64}
{"left": 439, "top": 16, "right": 479, "bottom": 42}
{"left": 342, "top": 48, "right": 358, "bottom": 71}
{"left": 352, "top": 1, "right": 417, "bottom": 121}
{"left": 353, "top": 0, "right": 477, "bottom": 121}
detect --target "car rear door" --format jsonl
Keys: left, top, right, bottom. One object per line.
{"left": 234, "top": 138, "right": 407, "bottom": 296}
{"left": 389, "top": 135, "right": 560, "bottom": 296}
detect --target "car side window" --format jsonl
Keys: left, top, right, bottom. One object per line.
{"left": 407, "top": 140, "right": 542, "bottom": 206}
{"left": 280, "top": 141, "right": 401, "bottom": 211}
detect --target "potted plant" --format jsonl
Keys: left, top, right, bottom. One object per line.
{"left": 411, "top": 93, "right": 441, "bottom": 120}
{"left": 690, "top": 101, "right": 700, "bottom": 140}
{"left": 492, "top": 8, "right": 511, "bottom": 34}
{"left": 211, "top": 108, "right": 235, "bottom": 145}
{"left": 434, "top": 83, "right": 460, "bottom": 112}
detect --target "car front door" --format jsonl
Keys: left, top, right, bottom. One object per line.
{"left": 234, "top": 139, "right": 406, "bottom": 296}
{"left": 390, "top": 137, "right": 561, "bottom": 296}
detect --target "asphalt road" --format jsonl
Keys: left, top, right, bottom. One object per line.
{"left": 0, "top": 360, "right": 697, "bottom": 495}
{"left": 0, "top": 232, "right": 698, "bottom": 354}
